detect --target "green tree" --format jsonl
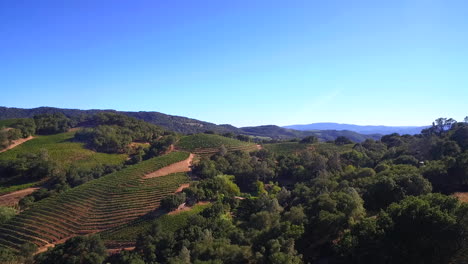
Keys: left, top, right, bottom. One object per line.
{"left": 161, "top": 193, "right": 187, "bottom": 211}
{"left": 335, "top": 136, "right": 353, "bottom": 145}
{"left": 300, "top": 136, "right": 318, "bottom": 144}
{"left": 0, "top": 206, "right": 16, "bottom": 225}
{"left": 338, "top": 194, "right": 466, "bottom": 264}
{"left": 35, "top": 235, "right": 107, "bottom": 264}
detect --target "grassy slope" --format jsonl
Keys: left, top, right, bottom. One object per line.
{"left": 264, "top": 142, "right": 354, "bottom": 156}
{"left": 101, "top": 203, "right": 210, "bottom": 242}
{"left": 0, "top": 131, "right": 128, "bottom": 193}
{"left": 0, "top": 152, "right": 191, "bottom": 250}
{"left": 0, "top": 131, "right": 128, "bottom": 169}
{"left": 177, "top": 134, "right": 255, "bottom": 152}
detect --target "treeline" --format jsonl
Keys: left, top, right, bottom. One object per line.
{"left": 0, "top": 113, "right": 77, "bottom": 149}
{"left": 74, "top": 113, "right": 166, "bottom": 153}
{"left": 0, "top": 119, "right": 35, "bottom": 149}
{"left": 1, "top": 112, "right": 174, "bottom": 156}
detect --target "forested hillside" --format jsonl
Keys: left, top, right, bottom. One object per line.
{"left": 0, "top": 107, "right": 379, "bottom": 142}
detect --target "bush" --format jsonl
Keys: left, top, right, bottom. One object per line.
{"left": 0, "top": 206, "right": 16, "bottom": 225}
{"left": 161, "top": 193, "right": 187, "bottom": 211}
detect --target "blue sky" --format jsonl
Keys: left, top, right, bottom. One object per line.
{"left": 1, "top": 0, "right": 467, "bottom": 127}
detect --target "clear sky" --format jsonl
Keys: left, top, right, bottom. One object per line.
{"left": 1, "top": 0, "right": 467, "bottom": 127}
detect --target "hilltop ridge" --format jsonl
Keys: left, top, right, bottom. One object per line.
{"left": 284, "top": 122, "right": 428, "bottom": 135}
{"left": 0, "top": 107, "right": 380, "bottom": 142}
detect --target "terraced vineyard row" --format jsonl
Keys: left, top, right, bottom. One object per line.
{"left": 176, "top": 133, "right": 258, "bottom": 155}
{"left": 189, "top": 144, "right": 259, "bottom": 155}
{"left": 0, "top": 152, "right": 190, "bottom": 251}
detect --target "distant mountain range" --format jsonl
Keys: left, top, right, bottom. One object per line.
{"left": 0, "top": 107, "right": 388, "bottom": 142}
{"left": 284, "top": 122, "right": 429, "bottom": 135}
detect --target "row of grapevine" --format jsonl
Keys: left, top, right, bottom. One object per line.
{"left": 0, "top": 152, "right": 190, "bottom": 251}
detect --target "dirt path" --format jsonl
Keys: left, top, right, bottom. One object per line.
{"left": 144, "top": 153, "right": 194, "bottom": 179}
{"left": 36, "top": 236, "right": 74, "bottom": 255}
{"left": 0, "top": 187, "right": 40, "bottom": 206}
{"left": 0, "top": 136, "right": 34, "bottom": 153}
{"left": 67, "top": 127, "right": 83, "bottom": 132}
{"left": 256, "top": 144, "right": 262, "bottom": 150}
{"left": 453, "top": 192, "right": 468, "bottom": 203}
{"left": 168, "top": 201, "right": 210, "bottom": 215}
{"left": 166, "top": 144, "right": 175, "bottom": 154}
{"left": 175, "top": 183, "right": 190, "bottom": 193}
{"left": 107, "top": 247, "right": 136, "bottom": 255}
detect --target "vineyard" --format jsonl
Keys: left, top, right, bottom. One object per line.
{"left": 0, "top": 131, "right": 127, "bottom": 170}
{"left": 100, "top": 203, "right": 210, "bottom": 249}
{"left": 0, "top": 152, "right": 190, "bottom": 252}
{"left": 176, "top": 134, "right": 258, "bottom": 155}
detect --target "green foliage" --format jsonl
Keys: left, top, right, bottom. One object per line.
{"left": 335, "top": 136, "right": 353, "bottom": 145}
{"left": 0, "top": 206, "right": 16, "bottom": 225}
{"left": 0, "top": 131, "right": 127, "bottom": 170}
{"left": 177, "top": 134, "right": 254, "bottom": 152}
{"left": 0, "top": 247, "right": 19, "bottom": 263}
{"left": 75, "top": 113, "right": 164, "bottom": 154}
{"left": 337, "top": 194, "right": 467, "bottom": 264}
{"left": 355, "top": 165, "right": 433, "bottom": 211}
{"left": 0, "top": 150, "right": 54, "bottom": 184}
{"left": 10, "top": 118, "right": 36, "bottom": 138}
{"left": 184, "top": 175, "right": 241, "bottom": 201}
{"left": 101, "top": 204, "right": 210, "bottom": 242}
{"left": 451, "top": 126, "right": 468, "bottom": 149}
{"left": 264, "top": 142, "right": 353, "bottom": 156}
{"left": 0, "top": 118, "right": 36, "bottom": 150}
{"left": 161, "top": 192, "right": 187, "bottom": 211}
{"left": 35, "top": 235, "right": 107, "bottom": 264}
{"left": 263, "top": 142, "right": 308, "bottom": 155}
{"left": 34, "top": 113, "right": 74, "bottom": 135}
{"left": 192, "top": 157, "right": 219, "bottom": 179}
{"left": 299, "top": 136, "right": 318, "bottom": 144}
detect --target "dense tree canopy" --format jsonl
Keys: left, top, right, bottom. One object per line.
{"left": 35, "top": 235, "right": 107, "bottom": 264}
{"left": 75, "top": 113, "right": 165, "bottom": 154}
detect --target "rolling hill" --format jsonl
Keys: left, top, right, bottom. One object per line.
{"left": 284, "top": 122, "right": 428, "bottom": 135}
{"left": 240, "top": 125, "right": 381, "bottom": 142}
{"left": 0, "top": 107, "right": 380, "bottom": 142}
{"left": 0, "top": 152, "right": 190, "bottom": 252}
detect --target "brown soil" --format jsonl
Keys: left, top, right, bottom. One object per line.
{"left": 0, "top": 136, "right": 34, "bottom": 153}
{"left": 166, "top": 144, "right": 175, "bottom": 154}
{"left": 175, "top": 183, "right": 190, "bottom": 193}
{"left": 168, "top": 201, "right": 210, "bottom": 215}
{"left": 128, "top": 142, "right": 150, "bottom": 148}
{"left": 67, "top": 127, "right": 83, "bottom": 132}
{"left": 0, "top": 187, "right": 40, "bottom": 206}
{"left": 453, "top": 192, "right": 468, "bottom": 203}
{"left": 256, "top": 144, "right": 262, "bottom": 150}
{"left": 144, "top": 153, "right": 194, "bottom": 179}
{"left": 107, "top": 247, "right": 136, "bottom": 255}
{"left": 36, "top": 236, "right": 74, "bottom": 254}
